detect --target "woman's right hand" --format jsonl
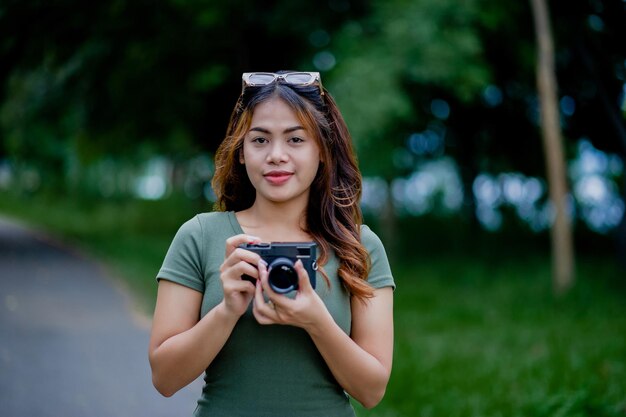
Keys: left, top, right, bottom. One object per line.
{"left": 219, "top": 234, "right": 262, "bottom": 317}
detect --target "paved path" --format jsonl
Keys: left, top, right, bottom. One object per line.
{"left": 0, "top": 216, "right": 202, "bottom": 417}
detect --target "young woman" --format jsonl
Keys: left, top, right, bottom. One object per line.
{"left": 149, "top": 71, "right": 395, "bottom": 417}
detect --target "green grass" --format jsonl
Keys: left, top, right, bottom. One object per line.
{"left": 355, "top": 257, "right": 626, "bottom": 417}
{"left": 2, "top": 192, "right": 625, "bottom": 416}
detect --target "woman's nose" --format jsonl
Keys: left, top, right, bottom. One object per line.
{"left": 266, "top": 142, "right": 288, "bottom": 163}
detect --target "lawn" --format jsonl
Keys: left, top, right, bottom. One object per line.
{"left": 357, "top": 257, "right": 626, "bottom": 417}
{"left": 2, "top": 193, "right": 625, "bottom": 416}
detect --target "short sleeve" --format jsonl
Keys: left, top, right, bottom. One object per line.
{"left": 156, "top": 215, "right": 205, "bottom": 293}
{"left": 361, "top": 225, "right": 396, "bottom": 290}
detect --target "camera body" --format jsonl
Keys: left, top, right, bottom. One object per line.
{"left": 239, "top": 242, "right": 317, "bottom": 294}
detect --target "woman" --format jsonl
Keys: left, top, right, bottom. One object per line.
{"left": 149, "top": 71, "right": 395, "bottom": 417}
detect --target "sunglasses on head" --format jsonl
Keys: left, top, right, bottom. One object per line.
{"left": 241, "top": 72, "right": 324, "bottom": 96}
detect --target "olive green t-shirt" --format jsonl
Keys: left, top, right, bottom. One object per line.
{"left": 157, "top": 211, "right": 395, "bottom": 417}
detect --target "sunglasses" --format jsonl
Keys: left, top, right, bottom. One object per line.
{"left": 241, "top": 72, "right": 324, "bottom": 96}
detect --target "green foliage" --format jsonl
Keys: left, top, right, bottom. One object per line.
{"left": 2, "top": 0, "right": 623, "bottom": 181}
{"left": 0, "top": 56, "right": 83, "bottom": 186}
{"left": 328, "top": 0, "right": 492, "bottom": 178}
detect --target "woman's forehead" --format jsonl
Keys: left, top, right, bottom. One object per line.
{"left": 249, "top": 97, "right": 309, "bottom": 130}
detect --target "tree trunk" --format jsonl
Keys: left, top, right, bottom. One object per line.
{"left": 530, "top": 0, "right": 575, "bottom": 295}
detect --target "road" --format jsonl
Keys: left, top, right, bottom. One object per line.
{"left": 0, "top": 216, "right": 203, "bottom": 417}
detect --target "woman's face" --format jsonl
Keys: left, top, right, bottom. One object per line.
{"left": 241, "top": 97, "right": 321, "bottom": 208}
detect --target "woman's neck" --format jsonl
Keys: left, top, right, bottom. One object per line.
{"left": 236, "top": 199, "right": 311, "bottom": 242}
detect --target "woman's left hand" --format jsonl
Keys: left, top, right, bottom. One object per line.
{"left": 252, "top": 259, "right": 329, "bottom": 331}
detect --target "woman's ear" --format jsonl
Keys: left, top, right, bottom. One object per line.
{"left": 239, "top": 149, "right": 245, "bottom": 164}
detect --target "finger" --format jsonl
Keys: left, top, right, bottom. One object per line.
{"left": 257, "top": 259, "right": 272, "bottom": 293}
{"left": 221, "top": 247, "right": 262, "bottom": 271}
{"left": 294, "top": 259, "right": 313, "bottom": 292}
{"left": 253, "top": 278, "right": 277, "bottom": 323}
{"left": 252, "top": 301, "right": 274, "bottom": 324}
{"left": 259, "top": 266, "right": 278, "bottom": 301}
{"left": 256, "top": 261, "right": 276, "bottom": 306}
{"left": 222, "top": 259, "right": 260, "bottom": 283}
{"left": 238, "top": 260, "right": 261, "bottom": 281}
{"left": 256, "top": 263, "right": 282, "bottom": 312}
{"left": 225, "top": 234, "right": 261, "bottom": 257}
{"left": 223, "top": 276, "right": 257, "bottom": 295}
{"left": 253, "top": 271, "right": 267, "bottom": 305}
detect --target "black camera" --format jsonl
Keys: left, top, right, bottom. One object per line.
{"left": 239, "top": 242, "right": 318, "bottom": 294}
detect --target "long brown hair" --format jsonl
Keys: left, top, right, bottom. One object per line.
{"left": 212, "top": 73, "right": 374, "bottom": 301}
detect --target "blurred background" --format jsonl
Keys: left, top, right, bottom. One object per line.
{"left": 1, "top": 0, "right": 625, "bottom": 416}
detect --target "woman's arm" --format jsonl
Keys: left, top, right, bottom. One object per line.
{"left": 148, "top": 281, "right": 239, "bottom": 397}
{"left": 149, "top": 234, "right": 262, "bottom": 397}
{"left": 309, "top": 287, "right": 393, "bottom": 408}
{"left": 253, "top": 261, "right": 394, "bottom": 408}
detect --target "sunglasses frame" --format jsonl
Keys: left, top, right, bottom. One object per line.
{"left": 241, "top": 72, "right": 324, "bottom": 96}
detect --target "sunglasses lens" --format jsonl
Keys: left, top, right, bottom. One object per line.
{"left": 242, "top": 72, "right": 322, "bottom": 96}
{"left": 284, "top": 73, "right": 315, "bottom": 85}
{"left": 247, "top": 73, "right": 276, "bottom": 85}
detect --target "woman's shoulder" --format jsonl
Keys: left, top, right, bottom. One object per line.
{"left": 360, "top": 224, "right": 395, "bottom": 289}
{"left": 359, "top": 224, "right": 384, "bottom": 248}
{"left": 175, "top": 211, "right": 231, "bottom": 234}
{"left": 196, "top": 210, "right": 231, "bottom": 222}
{"left": 191, "top": 211, "right": 235, "bottom": 232}
{"left": 197, "top": 210, "right": 247, "bottom": 237}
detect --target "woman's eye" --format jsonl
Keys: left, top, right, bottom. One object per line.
{"left": 290, "top": 137, "right": 304, "bottom": 143}
{"left": 252, "top": 137, "right": 268, "bottom": 144}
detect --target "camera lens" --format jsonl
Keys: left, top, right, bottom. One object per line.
{"left": 267, "top": 257, "right": 298, "bottom": 293}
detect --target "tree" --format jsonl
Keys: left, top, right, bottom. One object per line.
{"left": 529, "top": 0, "right": 575, "bottom": 294}
{"left": 324, "top": 0, "right": 625, "bottom": 267}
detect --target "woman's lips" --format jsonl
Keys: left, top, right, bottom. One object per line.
{"left": 264, "top": 171, "right": 293, "bottom": 185}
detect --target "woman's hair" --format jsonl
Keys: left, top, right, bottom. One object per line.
{"left": 212, "top": 72, "right": 374, "bottom": 301}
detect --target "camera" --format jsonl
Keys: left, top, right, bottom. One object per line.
{"left": 239, "top": 242, "right": 317, "bottom": 294}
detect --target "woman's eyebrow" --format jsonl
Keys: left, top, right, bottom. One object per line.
{"left": 249, "top": 125, "right": 305, "bottom": 134}
{"left": 248, "top": 127, "right": 270, "bottom": 134}
{"left": 248, "top": 125, "right": 306, "bottom": 135}
{"left": 283, "top": 125, "right": 305, "bottom": 133}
